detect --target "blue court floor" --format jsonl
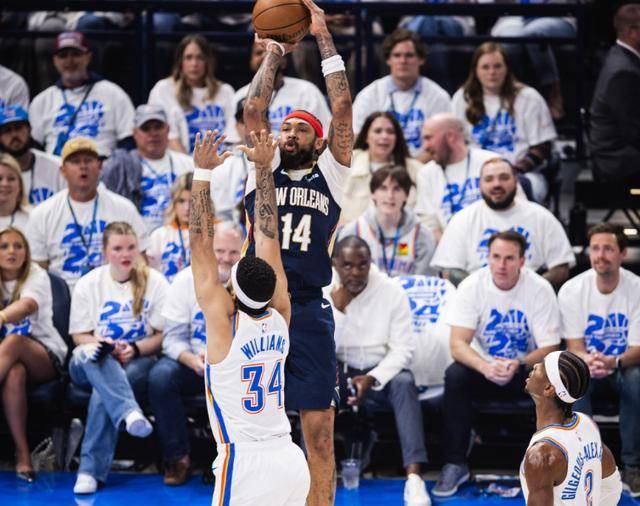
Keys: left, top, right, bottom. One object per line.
{"left": 1, "top": 472, "right": 639, "bottom": 505}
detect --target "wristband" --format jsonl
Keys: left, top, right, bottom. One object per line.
{"left": 131, "top": 341, "right": 141, "bottom": 358}
{"left": 321, "top": 54, "right": 346, "bottom": 77}
{"left": 193, "top": 168, "right": 211, "bottom": 182}
{"left": 266, "top": 41, "right": 285, "bottom": 57}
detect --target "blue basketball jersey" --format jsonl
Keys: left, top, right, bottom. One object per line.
{"left": 244, "top": 148, "right": 347, "bottom": 293}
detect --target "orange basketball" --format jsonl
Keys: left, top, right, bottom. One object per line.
{"left": 253, "top": 0, "right": 311, "bottom": 44}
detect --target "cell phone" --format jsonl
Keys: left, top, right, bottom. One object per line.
{"left": 91, "top": 340, "right": 115, "bottom": 362}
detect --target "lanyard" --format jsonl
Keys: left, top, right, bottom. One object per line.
{"left": 479, "top": 108, "right": 504, "bottom": 150}
{"left": 377, "top": 222, "right": 401, "bottom": 275}
{"left": 67, "top": 194, "right": 99, "bottom": 262}
{"left": 441, "top": 151, "right": 471, "bottom": 217}
{"left": 60, "top": 84, "right": 95, "bottom": 136}
{"left": 389, "top": 88, "right": 420, "bottom": 129}
{"left": 140, "top": 154, "right": 175, "bottom": 182}
{"left": 176, "top": 222, "right": 188, "bottom": 267}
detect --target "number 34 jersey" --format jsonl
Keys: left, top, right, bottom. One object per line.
{"left": 244, "top": 148, "right": 348, "bottom": 292}
{"left": 205, "top": 309, "right": 291, "bottom": 444}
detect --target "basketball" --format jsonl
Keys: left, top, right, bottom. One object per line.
{"left": 253, "top": 0, "right": 311, "bottom": 44}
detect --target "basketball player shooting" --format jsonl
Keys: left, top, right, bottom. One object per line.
{"left": 189, "top": 129, "right": 310, "bottom": 505}
{"left": 243, "top": 1, "right": 353, "bottom": 505}
{"left": 521, "top": 351, "right": 622, "bottom": 505}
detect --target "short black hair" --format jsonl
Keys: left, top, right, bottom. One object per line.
{"left": 333, "top": 235, "right": 371, "bottom": 260}
{"left": 587, "top": 222, "right": 628, "bottom": 251}
{"left": 369, "top": 165, "right": 413, "bottom": 195}
{"left": 487, "top": 230, "right": 527, "bottom": 257}
{"left": 553, "top": 351, "right": 590, "bottom": 419}
{"left": 382, "top": 28, "right": 427, "bottom": 60}
{"left": 235, "top": 256, "right": 276, "bottom": 315}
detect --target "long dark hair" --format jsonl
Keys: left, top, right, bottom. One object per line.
{"left": 354, "top": 111, "right": 410, "bottom": 167}
{"left": 461, "top": 42, "right": 523, "bottom": 126}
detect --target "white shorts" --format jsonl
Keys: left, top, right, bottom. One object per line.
{"left": 211, "top": 436, "right": 310, "bottom": 506}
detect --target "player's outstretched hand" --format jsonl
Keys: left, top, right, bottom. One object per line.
{"left": 193, "top": 130, "right": 232, "bottom": 170}
{"left": 254, "top": 33, "right": 298, "bottom": 55}
{"left": 238, "top": 130, "right": 278, "bottom": 168}
{"left": 300, "top": 0, "right": 329, "bottom": 36}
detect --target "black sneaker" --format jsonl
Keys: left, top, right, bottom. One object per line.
{"left": 623, "top": 467, "right": 640, "bottom": 497}
{"left": 432, "top": 463, "right": 470, "bottom": 497}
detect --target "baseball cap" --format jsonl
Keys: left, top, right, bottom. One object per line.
{"left": 0, "top": 105, "right": 29, "bottom": 127}
{"left": 134, "top": 104, "right": 167, "bottom": 128}
{"left": 54, "top": 32, "right": 89, "bottom": 54}
{"left": 61, "top": 137, "right": 99, "bottom": 162}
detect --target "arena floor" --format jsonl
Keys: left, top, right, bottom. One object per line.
{"left": 2, "top": 472, "right": 639, "bottom": 505}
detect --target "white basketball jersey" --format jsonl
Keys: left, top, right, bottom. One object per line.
{"left": 520, "top": 412, "right": 603, "bottom": 505}
{"left": 205, "top": 309, "right": 291, "bottom": 445}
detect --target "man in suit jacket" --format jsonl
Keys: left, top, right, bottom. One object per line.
{"left": 590, "top": 4, "right": 640, "bottom": 182}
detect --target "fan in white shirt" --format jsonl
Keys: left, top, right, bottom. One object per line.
{"left": 431, "top": 158, "right": 574, "bottom": 290}
{"left": 148, "top": 34, "right": 236, "bottom": 154}
{"left": 0, "top": 64, "right": 29, "bottom": 110}
{"left": 415, "top": 113, "right": 500, "bottom": 238}
{"left": 26, "top": 137, "right": 148, "bottom": 290}
{"left": 231, "top": 42, "right": 331, "bottom": 142}
{"left": 353, "top": 29, "right": 451, "bottom": 158}
{"left": 147, "top": 173, "right": 191, "bottom": 282}
{"left": 29, "top": 32, "right": 135, "bottom": 158}
{"left": 0, "top": 105, "right": 66, "bottom": 206}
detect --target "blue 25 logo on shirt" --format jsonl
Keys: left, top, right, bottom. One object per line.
{"left": 186, "top": 105, "right": 226, "bottom": 152}
{"left": 440, "top": 177, "right": 481, "bottom": 222}
{"left": 477, "top": 226, "right": 532, "bottom": 264}
{"left": 471, "top": 111, "right": 517, "bottom": 154}
{"left": 585, "top": 312, "right": 629, "bottom": 356}
{"left": 161, "top": 241, "right": 190, "bottom": 282}
{"left": 54, "top": 100, "right": 105, "bottom": 141}
{"left": 393, "top": 109, "right": 425, "bottom": 150}
{"left": 97, "top": 300, "right": 151, "bottom": 341}
{"left": 269, "top": 105, "right": 293, "bottom": 135}
{"left": 483, "top": 308, "right": 532, "bottom": 359}
{"left": 192, "top": 311, "right": 206, "bottom": 343}
{"left": 61, "top": 220, "right": 107, "bottom": 274}
{"left": 399, "top": 275, "right": 449, "bottom": 330}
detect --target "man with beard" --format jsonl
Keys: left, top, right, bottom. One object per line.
{"left": 0, "top": 105, "right": 66, "bottom": 205}
{"left": 433, "top": 230, "right": 560, "bottom": 497}
{"left": 242, "top": 1, "right": 353, "bottom": 504}
{"left": 430, "top": 157, "right": 573, "bottom": 289}
{"left": 559, "top": 223, "right": 640, "bottom": 496}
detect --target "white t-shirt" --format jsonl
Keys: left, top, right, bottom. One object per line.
{"left": 147, "top": 224, "right": 190, "bottom": 283}
{"left": 26, "top": 186, "right": 149, "bottom": 289}
{"left": 139, "top": 150, "right": 193, "bottom": 232}
{"left": 210, "top": 152, "right": 251, "bottom": 222}
{"left": 415, "top": 147, "right": 498, "bottom": 230}
{"left": 69, "top": 264, "right": 168, "bottom": 341}
{"left": 162, "top": 266, "right": 205, "bottom": 355}
{"left": 1, "top": 263, "right": 67, "bottom": 364}
{"left": 431, "top": 198, "right": 575, "bottom": 273}
{"left": 559, "top": 268, "right": 640, "bottom": 357}
{"left": 148, "top": 77, "right": 236, "bottom": 152}
{"left": 353, "top": 75, "right": 451, "bottom": 156}
{"left": 29, "top": 79, "right": 135, "bottom": 157}
{"left": 232, "top": 76, "right": 332, "bottom": 141}
{"left": 23, "top": 149, "right": 66, "bottom": 206}
{"left": 0, "top": 64, "right": 29, "bottom": 109}
{"left": 452, "top": 86, "right": 556, "bottom": 163}
{"left": 0, "top": 209, "right": 30, "bottom": 234}
{"left": 396, "top": 275, "right": 455, "bottom": 387}
{"left": 446, "top": 267, "right": 561, "bottom": 361}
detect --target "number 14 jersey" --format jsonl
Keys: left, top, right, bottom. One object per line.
{"left": 244, "top": 148, "right": 347, "bottom": 292}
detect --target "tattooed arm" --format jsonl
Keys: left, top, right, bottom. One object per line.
{"left": 239, "top": 130, "right": 291, "bottom": 324}
{"left": 190, "top": 131, "right": 235, "bottom": 363}
{"left": 302, "top": 0, "right": 353, "bottom": 166}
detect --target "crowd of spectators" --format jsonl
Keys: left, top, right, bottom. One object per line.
{"left": 0, "top": 0, "right": 640, "bottom": 501}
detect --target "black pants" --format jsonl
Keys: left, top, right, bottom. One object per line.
{"left": 442, "top": 361, "right": 531, "bottom": 464}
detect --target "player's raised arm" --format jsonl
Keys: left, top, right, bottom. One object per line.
{"left": 239, "top": 130, "right": 291, "bottom": 324}
{"left": 190, "top": 131, "right": 234, "bottom": 327}
{"left": 302, "top": 0, "right": 353, "bottom": 166}
{"left": 243, "top": 36, "right": 297, "bottom": 142}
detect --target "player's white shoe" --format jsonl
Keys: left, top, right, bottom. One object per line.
{"left": 404, "top": 473, "right": 431, "bottom": 506}
{"left": 73, "top": 473, "right": 98, "bottom": 494}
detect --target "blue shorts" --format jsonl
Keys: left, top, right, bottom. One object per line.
{"left": 284, "top": 296, "right": 338, "bottom": 411}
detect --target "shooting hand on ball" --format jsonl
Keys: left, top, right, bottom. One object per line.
{"left": 300, "top": 0, "right": 329, "bottom": 36}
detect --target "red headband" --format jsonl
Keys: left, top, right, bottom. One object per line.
{"left": 282, "top": 110, "right": 324, "bottom": 139}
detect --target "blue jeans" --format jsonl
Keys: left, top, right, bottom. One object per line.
{"left": 69, "top": 348, "right": 155, "bottom": 482}
{"left": 148, "top": 357, "right": 203, "bottom": 461}
{"left": 573, "top": 366, "right": 640, "bottom": 467}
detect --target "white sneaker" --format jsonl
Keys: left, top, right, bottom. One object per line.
{"left": 404, "top": 473, "right": 431, "bottom": 506}
{"left": 73, "top": 473, "right": 98, "bottom": 494}
{"left": 124, "top": 410, "right": 153, "bottom": 438}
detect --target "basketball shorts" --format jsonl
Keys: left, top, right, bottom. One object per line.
{"left": 285, "top": 296, "right": 338, "bottom": 411}
{"left": 211, "top": 436, "right": 310, "bottom": 506}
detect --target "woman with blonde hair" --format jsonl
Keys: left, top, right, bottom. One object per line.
{"left": 0, "top": 154, "right": 31, "bottom": 231}
{"left": 148, "top": 34, "right": 236, "bottom": 154}
{"left": 0, "top": 226, "right": 66, "bottom": 482}
{"left": 451, "top": 42, "right": 556, "bottom": 202}
{"left": 68, "top": 221, "right": 168, "bottom": 495}
{"left": 147, "top": 173, "right": 192, "bottom": 281}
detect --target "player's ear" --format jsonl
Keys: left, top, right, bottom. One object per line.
{"left": 543, "top": 382, "right": 556, "bottom": 400}
{"left": 315, "top": 136, "right": 326, "bottom": 151}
